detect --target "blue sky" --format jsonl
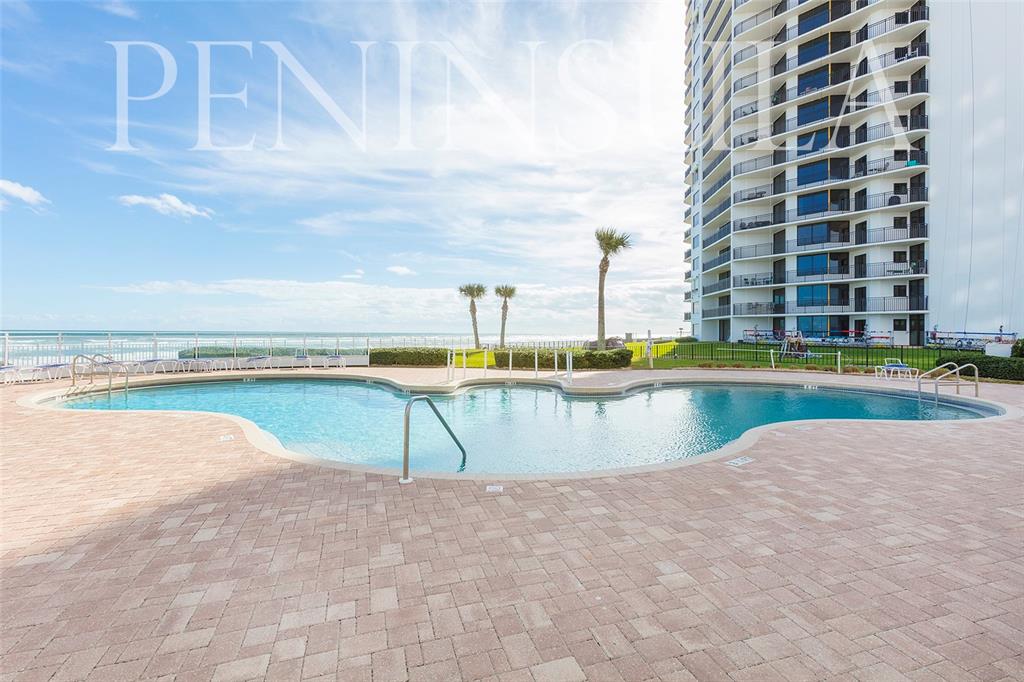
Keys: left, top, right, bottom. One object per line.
{"left": 1, "top": 0, "right": 685, "bottom": 336}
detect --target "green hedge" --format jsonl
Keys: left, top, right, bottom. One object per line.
{"left": 366, "top": 347, "right": 449, "bottom": 366}
{"left": 1012, "top": 339, "right": 1024, "bottom": 358}
{"left": 936, "top": 354, "right": 1024, "bottom": 381}
{"left": 501, "top": 348, "right": 632, "bottom": 369}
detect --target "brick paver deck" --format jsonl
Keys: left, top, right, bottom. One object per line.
{"left": 2, "top": 369, "right": 1022, "bottom": 681}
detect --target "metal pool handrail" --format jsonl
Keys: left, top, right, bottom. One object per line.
{"left": 400, "top": 395, "right": 467, "bottom": 483}
{"left": 917, "top": 362, "right": 979, "bottom": 401}
{"left": 70, "top": 353, "right": 130, "bottom": 395}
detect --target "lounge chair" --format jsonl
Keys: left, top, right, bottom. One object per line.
{"left": 875, "top": 359, "right": 918, "bottom": 379}
{"left": 324, "top": 354, "right": 348, "bottom": 369}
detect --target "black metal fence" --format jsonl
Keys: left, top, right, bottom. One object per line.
{"left": 652, "top": 342, "right": 982, "bottom": 370}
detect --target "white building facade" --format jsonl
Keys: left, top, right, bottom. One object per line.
{"left": 684, "top": 0, "right": 1024, "bottom": 345}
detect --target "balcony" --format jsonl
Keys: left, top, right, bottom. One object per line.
{"left": 733, "top": 8, "right": 931, "bottom": 88}
{"left": 684, "top": 270, "right": 693, "bottom": 281}
{"left": 684, "top": 291, "right": 693, "bottom": 302}
{"left": 703, "top": 279, "right": 732, "bottom": 295}
{"left": 703, "top": 148, "right": 731, "bottom": 179}
{"left": 732, "top": 0, "right": 804, "bottom": 37}
{"left": 733, "top": 116, "right": 929, "bottom": 176}
{"left": 704, "top": 197, "right": 733, "bottom": 225}
{"left": 734, "top": 188, "right": 929, "bottom": 232}
{"left": 702, "top": 171, "right": 732, "bottom": 200}
{"left": 703, "top": 252, "right": 732, "bottom": 272}
{"left": 684, "top": 312, "right": 693, "bottom": 321}
{"left": 733, "top": 296, "right": 928, "bottom": 316}
{"left": 732, "top": 224, "right": 928, "bottom": 259}
{"left": 731, "top": 44, "right": 929, "bottom": 123}
{"left": 732, "top": 260, "right": 928, "bottom": 287}
{"left": 704, "top": 305, "right": 732, "bottom": 318}
{"left": 733, "top": 80, "right": 929, "bottom": 148}
{"left": 704, "top": 223, "right": 732, "bottom": 248}
{"left": 734, "top": 152, "right": 928, "bottom": 203}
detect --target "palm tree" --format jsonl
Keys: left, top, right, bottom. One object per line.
{"left": 594, "top": 228, "right": 632, "bottom": 350}
{"left": 458, "top": 283, "right": 487, "bottom": 349}
{"left": 494, "top": 285, "right": 517, "bottom": 348}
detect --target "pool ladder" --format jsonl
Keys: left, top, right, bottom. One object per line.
{"left": 68, "top": 353, "right": 130, "bottom": 397}
{"left": 400, "top": 395, "right": 467, "bottom": 483}
{"left": 916, "top": 362, "right": 979, "bottom": 402}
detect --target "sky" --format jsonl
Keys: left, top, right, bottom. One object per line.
{"left": 0, "top": 0, "right": 686, "bottom": 337}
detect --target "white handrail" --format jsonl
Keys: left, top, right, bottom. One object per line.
{"left": 70, "top": 353, "right": 130, "bottom": 395}
{"left": 917, "top": 362, "right": 979, "bottom": 401}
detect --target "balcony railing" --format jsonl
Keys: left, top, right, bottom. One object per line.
{"left": 703, "top": 148, "right": 731, "bottom": 179}
{"left": 731, "top": 44, "right": 929, "bottom": 122}
{"left": 733, "top": 80, "right": 929, "bottom": 148}
{"left": 733, "top": 0, "right": 803, "bottom": 37}
{"left": 734, "top": 188, "right": 929, "bottom": 232}
{"left": 703, "top": 279, "right": 732, "bottom": 295}
{"left": 703, "top": 171, "right": 732, "bottom": 200}
{"left": 734, "top": 151, "right": 928, "bottom": 203}
{"left": 684, "top": 249, "right": 693, "bottom": 260}
{"left": 733, "top": 116, "right": 929, "bottom": 176}
{"left": 732, "top": 7, "right": 930, "bottom": 90}
{"left": 704, "top": 197, "right": 732, "bottom": 224}
{"left": 703, "top": 252, "right": 732, "bottom": 272}
{"left": 704, "top": 223, "right": 732, "bottom": 248}
{"left": 732, "top": 224, "right": 928, "bottom": 259}
{"left": 733, "top": 296, "right": 928, "bottom": 316}
{"left": 733, "top": 260, "right": 928, "bottom": 287}
{"left": 704, "top": 305, "right": 732, "bottom": 318}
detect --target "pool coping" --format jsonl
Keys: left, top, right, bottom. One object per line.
{"left": 20, "top": 370, "right": 1021, "bottom": 482}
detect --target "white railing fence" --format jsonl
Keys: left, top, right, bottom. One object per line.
{"left": 1, "top": 332, "right": 591, "bottom": 368}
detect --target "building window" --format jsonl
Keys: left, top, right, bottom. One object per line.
{"left": 798, "top": 67, "right": 830, "bottom": 95}
{"left": 893, "top": 284, "right": 907, "bottom": 297}
{"left": 893, "top": 319, "right": 908, "bottom": 331}
{"left": 798, "top": 35, "right": 829, "bottom": 65}
{"left": 798, "top": 191, "right": 828, "bottom": 215}
{"left": 797, "top": 222, "right": 830, "bottom": 245}
{"left": 797, "top": 284, "right": 828, "bottom": 306}
{"left": 797, "top": 253, "right": 828, "bottom": 275}
{"left": 797, "top": 315, "right": 828, "bottom": 336}
{"left": 893, "top": 251, "right": 907, "bottom": 263}
{"left": 798, "top": 6, "right": 830, "bottom": 36}
{"left": 797, "top": 160, "right": 829, "bottom": 186}
{"left": 797, "top": 128, "right": 830, "bottom": 156}
{"left": 798, "top": 98, "right": 830, "bottom": 126}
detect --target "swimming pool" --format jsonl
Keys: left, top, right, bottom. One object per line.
{"left": 60, "top": 379, "right": 995, "bottom": 475}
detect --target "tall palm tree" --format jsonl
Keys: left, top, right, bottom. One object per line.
{"left": 494, "top": 285, "right": 517, "bottom": 348}
{"left": 458, "top": 283, "right": 487, "bottom": 349}
{"left": 594, "top": 228, "right": 632, "bottom": 350}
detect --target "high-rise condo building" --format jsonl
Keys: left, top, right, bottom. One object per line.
{"left": 683, "top": 0, "right": 1024, "bottom": 345}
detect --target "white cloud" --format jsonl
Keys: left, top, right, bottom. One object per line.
{"left": 386, "top": 265, "right": 416, "bottom": 276}
{"left": 92, "top": 275, "right": 683, "bottom": 336}
{"left": 95, "top": 1, "right": 138, "bottom": 19}
{"left": 342, "top": 269, "right": 365, "bottom": 279}
{"left": 117, "top": 193, "right": 212, "bottom": 219}
{"left": 0, "top": 179, "right": 50, "bottom": 210}
{"left": 76, "top": 3, "right": 688, "bottom": 333}
{"left": 296, "top": 208, "right": 421, "bottom": 236}
{"left": 146, "top": 1, "right": 686, "bottom": 302}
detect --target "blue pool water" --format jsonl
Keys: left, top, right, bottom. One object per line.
{"left": 62, "top": 379, "right": 991, "bottom": 474}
